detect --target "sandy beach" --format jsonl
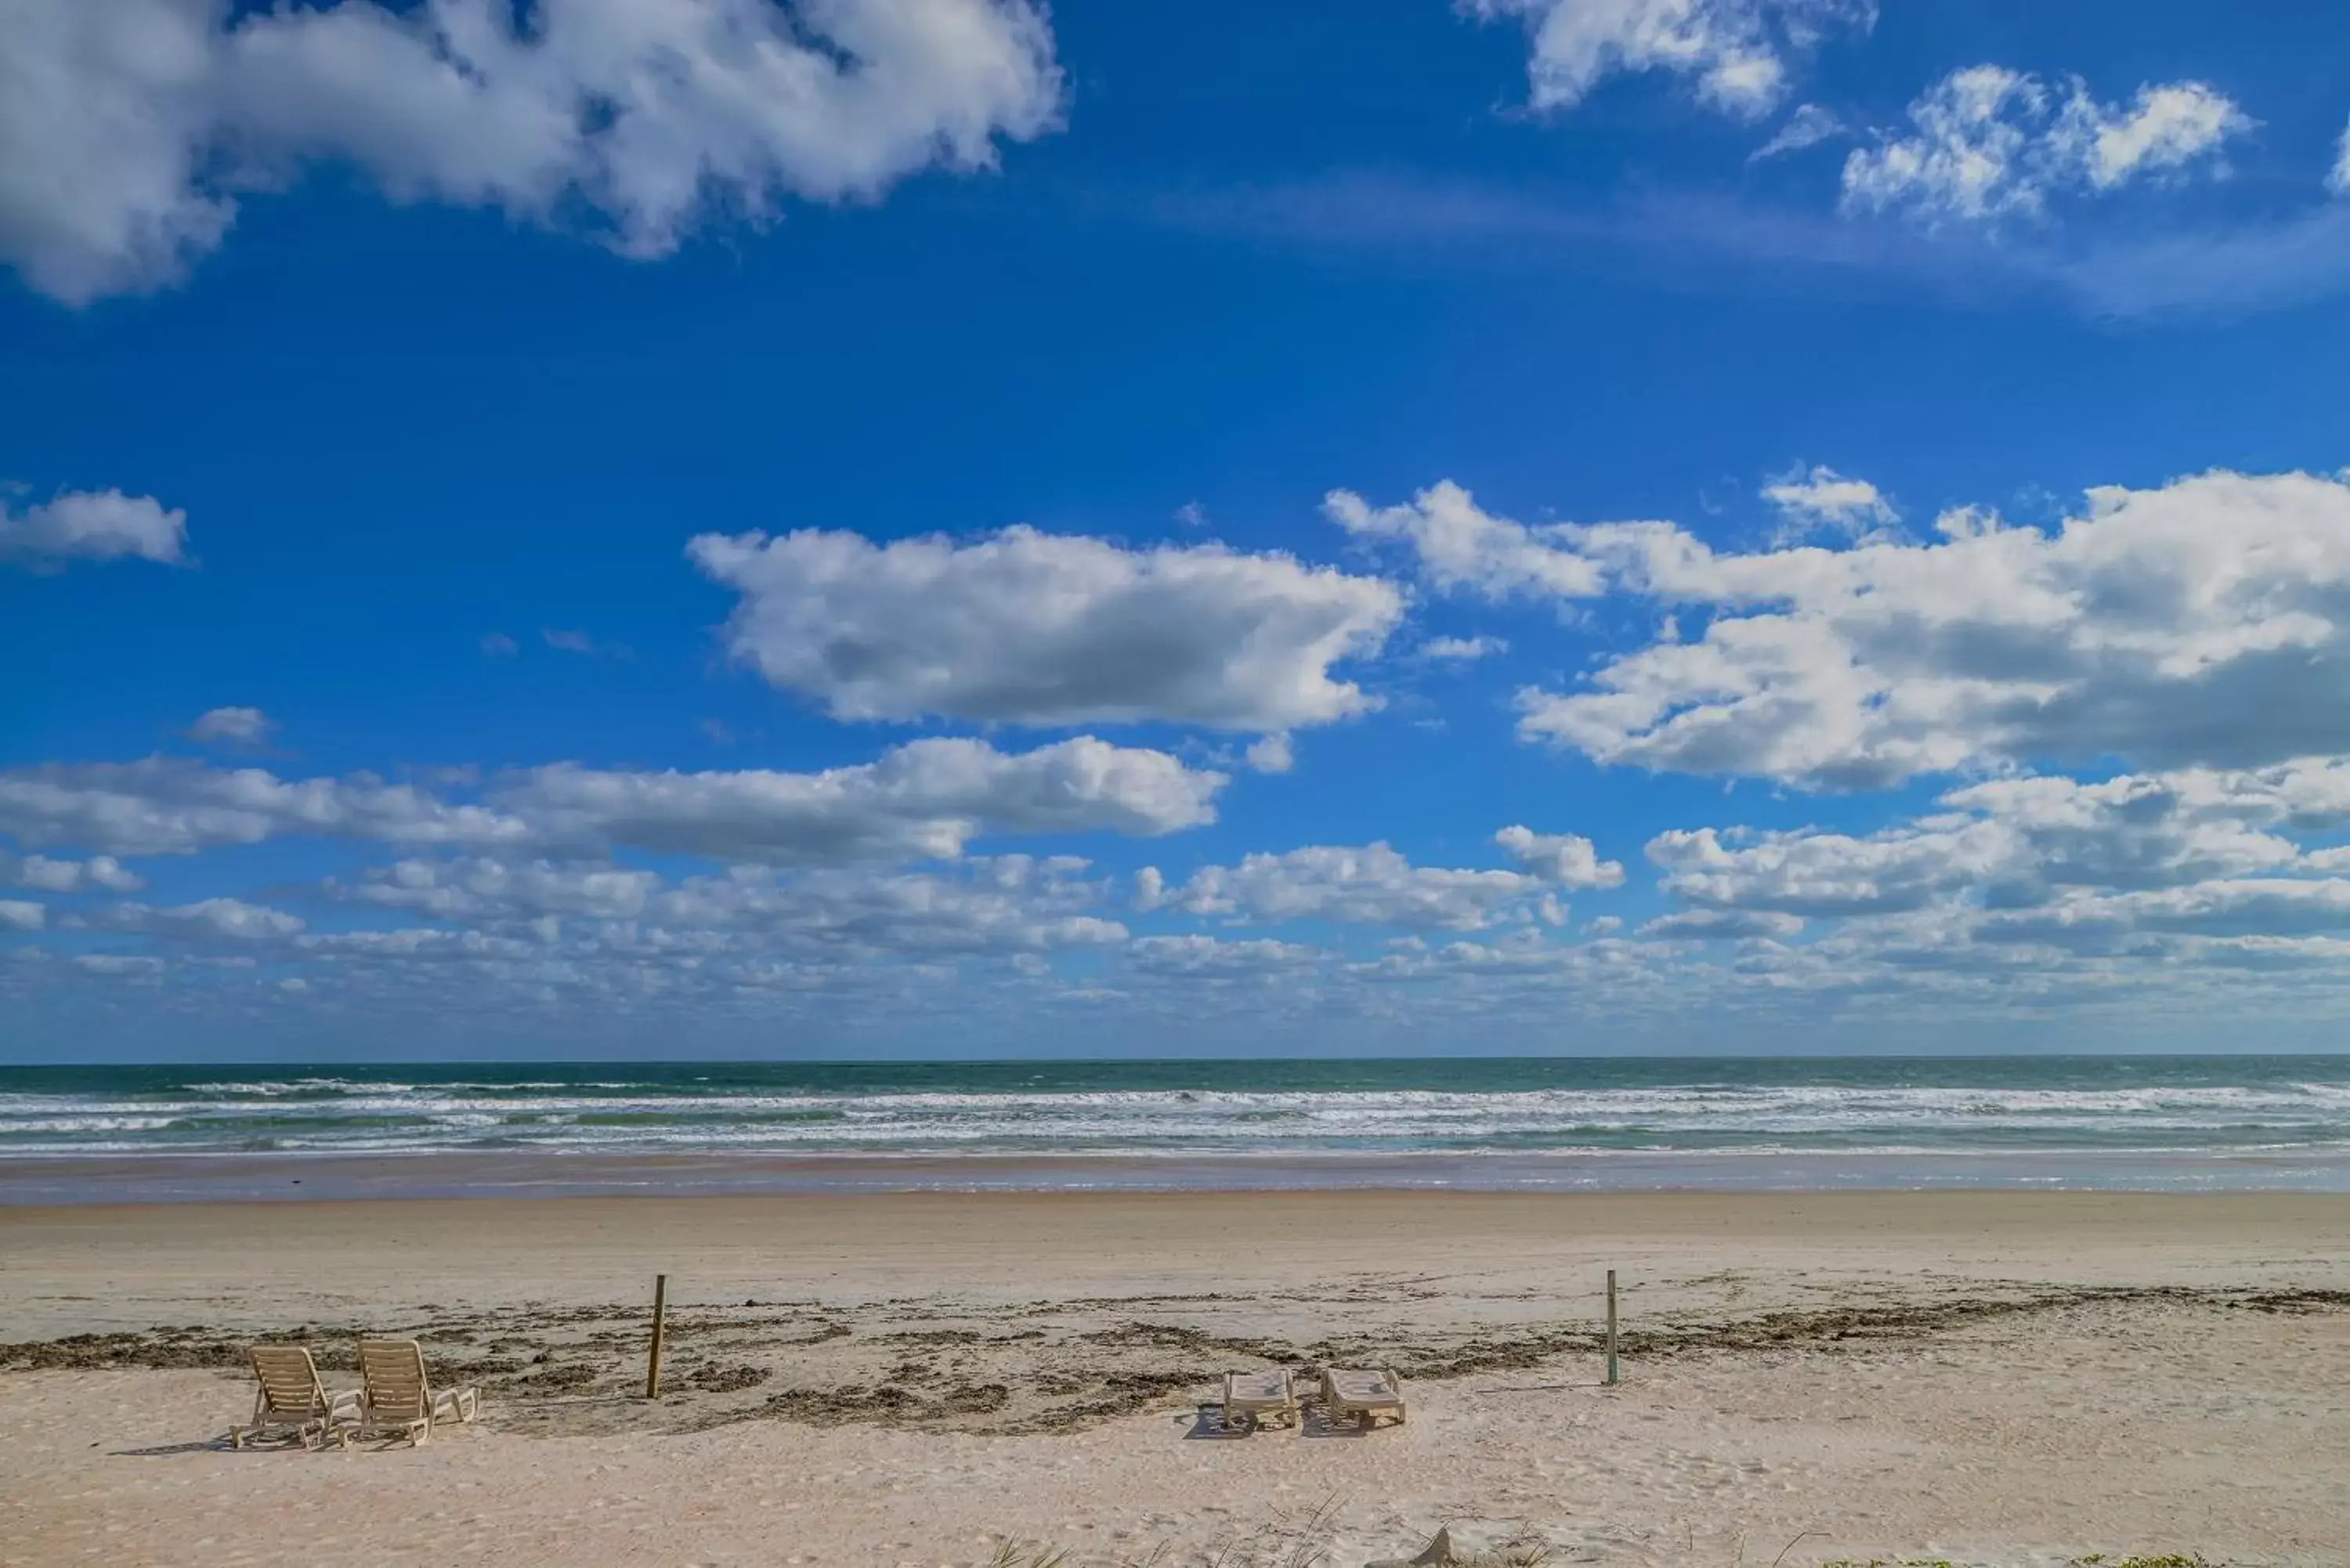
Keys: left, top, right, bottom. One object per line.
{"left": 5, "top": 1190, "right": 2348, "bottom": 1566}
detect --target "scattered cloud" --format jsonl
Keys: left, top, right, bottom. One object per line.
{"left": 72, "top": 953, "right": 163, "bottom": 978}
{"left": 653, "top": 858, "right": 1126, "bottom": 958}
{"left": 1173, "top": 501, "right": 1209, "bottom": 529}
{"left": 92, "top": 897, "right": 306, "bottom": 941}
{"left": 1126, "top": 934, "right": 1322, "bottom": 978}
{"left": 1136, "top": 841, "right": 1560, "bottom": 930}
{"left": 1510, "top": 468, "right": 2350, "bottom": 788}
{"left": 9, "top": 853, "right": 145, "bottom": 893}
{"left": 1418, "top": 634, "right": 1509, "bottom": 663}
{"left": 1494, "top": 825, "right": 1625, "bottom": 888}
{"left": 183, "top": 706, "right": 274, "bottom": 749}
{"left": 541, "top": 628, "right": 631, "bottom": 659}
{"left": 338, "top": 858, "right": 661, "bottom": 923}
{"left": 1638, "top": 907, "right": 1803, "bottom": 940}
{"left": 1462, "top": 0, "right": 1875, "bottom": 120}
{"left": 1749, "top": 103, "right": 1844, "bottom": 162}
{"left": 508, "top": 738, "right": 1221, "bottom": 863}
{"left": 334, "top": 853, "right": 1123, "bottom": 960}
{"left": 0, "top": 738, "right": 1225, "bottom": 863}
{"left": 1325, "top": 482, "right": 1606, "bottom": 600}
{"left": 691, "top": 525, "right": 1401, "bottom": 733}
{"left": 2066, "top": 82, "right": 2255, "bottom": 192}
{"left": 0, "top": 759, "right": 528, "bottom": 858}
{"left": 479, "top": 633, "right": 519, "bottom": 657}
{"left": 1245, "top": 733, "right": 1296, "bottom": 775}
{"left": 1842, "top": 67, "right": 2251, "bottom": 227}
{"left": 1647, "top": 761, "right": 2348, "bottom": 917}
{"left": 1761, "top": 463, "right": 1896, "bottom": 540}
{"left": 0, "top": 488, "right": 186, "bottom": 569}
{"left": 0, "top": 900, "right": 45, "bottom": 932}
{"left": 1, "top": 0, "right": 1065, "bottom": 304}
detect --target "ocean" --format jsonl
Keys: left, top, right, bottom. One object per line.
{"left": 6, "top": 1056, "right": 2350, "bottom": 1199}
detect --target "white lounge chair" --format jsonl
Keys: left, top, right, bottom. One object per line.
{"left": 1219, "top": 1369, "right": 1298, "bottom": 1433}
{"left": 231, "top": 1345, "right": 360, "bottom": 1450}
{"left": 1320, "top": 1366, "right": 1405, "bottom": 1429}
{"left": 352, "top": 1339, "right": 481, "bottom": 1447}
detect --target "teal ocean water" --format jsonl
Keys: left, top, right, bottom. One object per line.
{"left": 5, "top": 1058, "right": 2350, "bottom": 1197}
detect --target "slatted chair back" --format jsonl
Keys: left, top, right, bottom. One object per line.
{"left": 357, "top": 1339, "right": 432, "bottom": 1422}
{"left": 249, "top": 1346, "right": 327, "bottom": 1418}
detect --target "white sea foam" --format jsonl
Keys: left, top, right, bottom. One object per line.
{"left": 7, "top": 1071, "right": 2350, "bottom": 1162}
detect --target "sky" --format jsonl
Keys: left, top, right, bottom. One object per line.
{"left": 9, "top": 0, "right": 2350, "bottom": 1060}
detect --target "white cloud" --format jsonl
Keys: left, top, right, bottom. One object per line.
{"left": 1245, "top": 734, "right": 1296, "bottom": 775}
{"left": 1325, "top": 482, "right": 1606, "bottom": 600}
{"left": 10, "top": 854, "right": 145, "bottom": 892}
{"left": 645, "top": 856, "right": 1124, "bottom": 957}
{"left": 692, "top": 524, "right": 1401, "bottom": 734}
{"left": 2058, "top": 81, "right": 2254, "bottom": 192}
{"left": 184, "top": 706, "right": 273, "bottom": 747}
{"left": 1418, "top": 634, "right": 1509, "bottom": 663}
{"left": 1842, "top": 67, "right": 2250, "bottom": 226}
{"left": 1515, "top": 469, "right": 2350, "bottom": 788}
{"left": 93, "top": 897, "right": 306, "bottom": 941}
{"left": 0, "top": 759, "right": 530, "bottom": 858}
{"left": 1842, "top": 67, "right": 2052, "bottom": 223}
{"left": 1749, "top": 102, "right": 1844, "bottom": 162}
{"left": 1136, "top": 842, "right": 1558, "bottom": 931}
{"left": 1494, "top": 825, "right": 1625, "bottom": 888}
{"left": 74, "top": 953, "right": 164, "bottom": 977}
{"left": 1976, "top": 879, "right": 2350, "bottom": 952}
{"left": 0, "top": 738, "right": 1224, "bottom": 863}
{"left": 480, "top": 632, "right": 519, "bottom": 657}
{"left": 1651, "top": 816, "right": 2027, "bottom": 917}
{"left": 2331, "top": 121, "right": 2350, "bottom": 196}
{"left": 0, "top": 0, "right": 1064, "bottom": 304}
{"left": 1760, "top": 463, "right": 1895, "bottom": 540}
{"left": 0, "top": 899, "right": 45, "bottom": 931}
{"left": 1636, "top": 757, "right": 2350, "bottom": 977}
{"left": 1462, "top": 0, "right": 1875, "bottom": 120}
{"left": 510, "top": 738, "right": 1222, "bottom": 863}
{"left": 1127, "top": 934, "right": 1322, "bottom": 978}
{"left": 1639, "top": 907, "right": 1803, "bottom": 940}
{"left": 0, "top": 488, "right": 186, "bottom": 568}
{"left": 340, "top": 858, "right": 660, "bottom": 923}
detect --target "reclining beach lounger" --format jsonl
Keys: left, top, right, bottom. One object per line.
{"left": 232, "top": 1345, "right": 361, "bottom": 1450}
{"left": 1219, "top": 1369, "right": 1298, "bottom": 1433}
{"left": 1320, "top": 1366, "right": 1405, "bottom": 1429}
{"left": 352, "top": 1338, "right": 481, "bottom": 1447}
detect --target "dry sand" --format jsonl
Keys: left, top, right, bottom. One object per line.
{"left": 3, "top": 1190, "right": 2348, "bottom": 1567}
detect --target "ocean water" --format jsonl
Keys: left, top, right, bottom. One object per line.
{"left": 5, "top": 1058, "right": 2350, "bottom": 1196}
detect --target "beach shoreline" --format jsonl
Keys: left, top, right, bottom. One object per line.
{"left": 10, "top": 1144, "right": 2350, "bottom": 1204}
{"left": 6, "top": 1190, "right": 2348, "bottom": 1564}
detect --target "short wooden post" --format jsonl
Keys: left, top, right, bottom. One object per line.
{"left": 645, "top": 1274, "right": 669, "bottom": 1400}
{"left": 1598, "top": 1269, "right": 1617, "bottom": 1391}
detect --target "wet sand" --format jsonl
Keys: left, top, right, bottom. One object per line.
{"left": 4, "top": 1191, "right": 2348, "bottom": 1565}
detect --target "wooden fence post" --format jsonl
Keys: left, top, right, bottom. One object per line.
{"left": 645, "top": 1274, "right": 669, "bottom": 1400}
{"left": 1598, "top": 1278, "right": 1617, "bottom": 1382}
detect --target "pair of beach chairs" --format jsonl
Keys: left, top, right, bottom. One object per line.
{"left": 232, "top": 1339, "right": 481, "bottom": 1451}
{"left": 1217, "top": 1366, "right": 1405, "bottom": 1434}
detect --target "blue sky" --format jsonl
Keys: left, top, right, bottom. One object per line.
{"left": 9, "top": 0, "right": 2350, "bottom": 1060}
